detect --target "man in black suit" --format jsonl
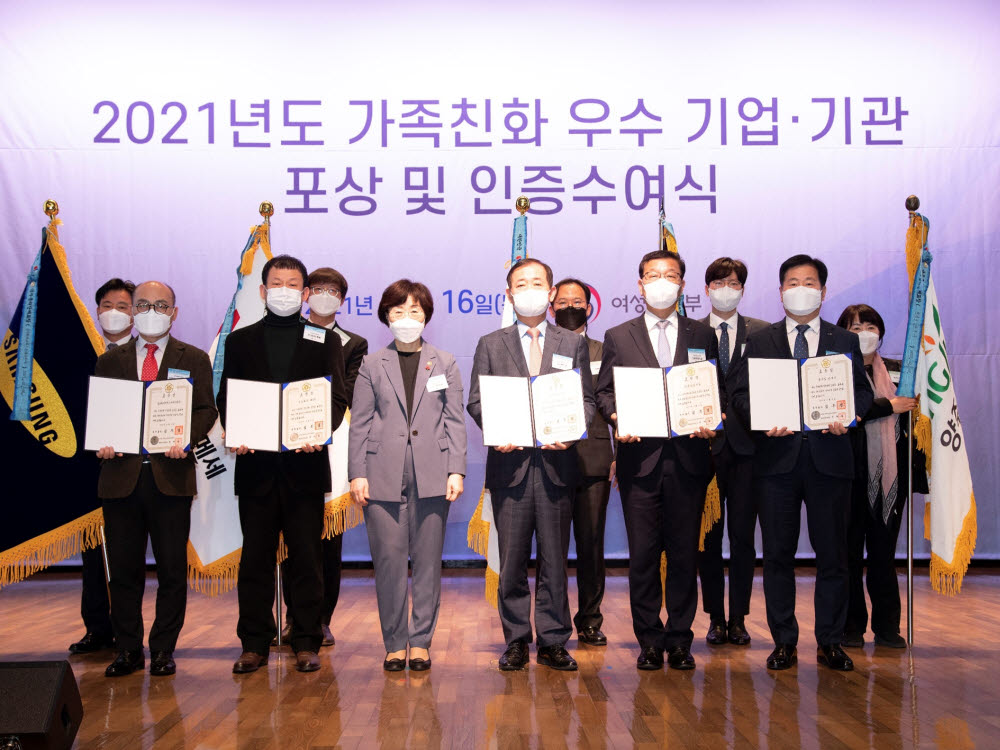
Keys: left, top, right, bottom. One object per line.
{"left": 594, "top": 249, "right": 723, "bottom": 671}
{"left": 218, "top": 255, "right": 348, "bottom": 674}
{"left": 696, "top": 258, "right": 768, "bottom": 648}
{"left": 728, "top": 254, "right": 874, "bottom": 672}
{"left": 276, "top": 266, "right": 368, "bottom": 648}
{"left": 550, "top": 278, "right": 615, "bottom": 647}
{"left": 96, "top": 280, "right": 218, "bottom": 677}
{"left": 468, "top": 259, "right": 596, "bottom": 672}
{"left": 69, "top": 278, "right": 136, "bottom": 656}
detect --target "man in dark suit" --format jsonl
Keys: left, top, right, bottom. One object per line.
{"left": 219, "top": 255, "right": 348, "bottom": 675}
{"left": 95, "top": 280, "right": 217, "bottom": 677}
{"left": 728, "top": 254, "right": 874, "bottom": 672}
{"left": 696, "top": 258, "right": 768, "bottom": 648}
{"left": 550, "top": 278, "right": 615, "bottom": 647}
{"left": 594, "top": 248, "right": 723, "bottom": 671}
{"left": 70, "top": 278, "right": 136, "bottom": 656}
{"left": 276, "top": 266, "right": 368, "bottom": 648}
{"left": 468, "top": 258, "right": 596, "bottom": 672}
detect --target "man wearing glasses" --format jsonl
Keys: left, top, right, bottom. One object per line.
{"left": 696, "top": 258, "right": 767, "bottom": 649}
{"left": 594, "top": 249, "right": 723, "bottom": 671}
{"left": 274, "top": 267, "right": 368, "bottom": 647}
{"left": 95, "top": 281, "right": 218, "bottom": 678}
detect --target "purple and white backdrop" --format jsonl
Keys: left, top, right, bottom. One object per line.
{"left": 2, "top": 0, "right": 997, "bottom": 561}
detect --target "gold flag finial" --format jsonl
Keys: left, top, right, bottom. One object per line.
{"left": 259, "top": 201, "right": 274, "bottom": 223}
{"left": 44, "top": 199, "right": 59, "bottom": 218}
{"left": 515, "top": 195, "right": 530, "bottom": 215}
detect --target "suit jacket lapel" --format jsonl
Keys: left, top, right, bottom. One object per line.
{"left": 818, "top": 320, "right": 836, "bottom": 357}
{"left": 735, "top": 314, "right": 748, "bottom": 351}
{"left": 672, "top": 316, "right": 690, "bottom": 366}
{"left": 381, "top": 345, "right": 408, "bottom": 415}
{"left": 410, "top": 343, "right": 436, "bottom": 415}
{"left": 124, "top": 337, "right": 140, "bottom": 380}
{"left": 538, "top": 326, "right": 558, "bottom": 375}
{"left": 155, "top": 338, "right": 184, "bottom": 380}
{"left": 503, "top": 325, "right": 530, "bottom": 377}
{"left": 771, "top": 321, "right": 793, "bottom": 358}
{"left": 628, "top": 316, "right": 659, "bottom": 368}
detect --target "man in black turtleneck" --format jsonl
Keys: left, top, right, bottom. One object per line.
{"left": 217, "top": 255, "right": 348, "bottom": 675}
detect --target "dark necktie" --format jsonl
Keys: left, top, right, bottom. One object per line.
{"left": 793, "top": 324, "right": 810, "bottom": 359}
{"left": 718, "top": 321, "right": 730, "bottom": 374}
{"left": 106, "top": 341, "right": 118, "bottom": 352}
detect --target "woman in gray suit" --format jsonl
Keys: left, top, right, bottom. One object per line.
{"left": 348, "top": 280, "right": 467, "bottom": 672}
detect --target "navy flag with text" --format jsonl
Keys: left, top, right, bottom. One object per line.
{"left": 0, "top": 219, "right": 105, "bottom": 588}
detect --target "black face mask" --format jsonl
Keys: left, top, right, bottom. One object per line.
{"left": 554, "top": 306, "right": 589, "bottom": 331}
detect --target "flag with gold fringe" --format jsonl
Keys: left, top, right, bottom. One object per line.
{"left": 0, "top": 207, "right": 105, "bottom": 589}
{"left": 900, "top": 204, "right": 976, "bottom": 595}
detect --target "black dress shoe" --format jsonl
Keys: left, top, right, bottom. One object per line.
{"left": 499, "top": 640, "right": 528, "bottom": 671}
{"left": 271, "top": 620, "right": 294, "bottom": 647}
{"left": 636, "top": 646, "right": 664, "bottom": 671}
{"left": 766, "top": 644, "right": 797, "bottom": 671}
{"left": 150, "top": 651, "right": 176, "bottom": 676}
{"left": 667, "top": 646, "right": 696, "bottom": 671}
{"left": 578, "top": 627, "right": 608, "bottom": 646}
{"left": 70, "top": 631, "right": 116, "bottom": 654}
{"left": 841, "top": 632, "right": 865, "bottom": 648}
{"left": 295, "top": 650, "right": 320, "bottom": 673}
{"left": 817, "top": 644, "right": 854, "bottom": 671}
{"left": 408, "top": 657, "right": 432, "bottom": 671}
{"left": 705, "top": 619, "right": 728, "bottom": 646}
{"left": 321, "top": 624, "right": 336, "bottom": 647}
{"left": 105, "top": 649, "right": 144, "bottom": 677}
{"left": 873, "top": 632, "right": 907, "bottom": 649}
{"left": 728, "top": 620, "right": 751, "bottom": 646}
{"left": 232, "top": 651, "right": 268, "bottom": 674}
{"left": 537, "top": 645, "right": 578, "bottom": 671}
{"left": 383, "top": 656, "right": 406, "bottom": 672}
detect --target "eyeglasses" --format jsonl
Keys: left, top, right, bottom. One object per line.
{"left": 134, "top": 301, "right": 173, "bottom": 314}
{"left": 310, "top": 287, "right": 341, "bottom": 298}
{"left": 642, "top": 272, "right": 682, "bottom": 283}
{"left": 708, "top": 279, "right": 743, "bottom": 290}
{"left": 388, "top": 309, "right": 424, "bottom": 321}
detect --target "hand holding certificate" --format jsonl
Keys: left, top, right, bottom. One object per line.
{"left": 748, "top": 354, "right": 856, "bottom": 433}
{"left": 85, "top": 376, "right": 193, "bottom": 456}
{"left": 224, "top": 377, "right": 333, "bottom": 452}
{"left": 613, "top": 362, "right": 721, "bottom": 439}
{"left": 478, "top": 370, "right": 587, "bottom": 448}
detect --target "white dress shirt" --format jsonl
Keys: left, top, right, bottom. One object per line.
{"left": 136, "top": 334, "right": 169, "bottom": 376}
{"left": 785, "top": 315, "right": 820, "bottom": 357}
{"left": 516, "top": 319, "right": 547, "bottom": 370}
{"left": 644, "top": 310, "right": 678, "bottom": 361}
{"left": 709, "top": 312, "right": 739, "bottom": 363}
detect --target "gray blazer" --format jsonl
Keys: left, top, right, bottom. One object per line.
{"left": 348, "top": 340, "right": 467, "bottom": 502}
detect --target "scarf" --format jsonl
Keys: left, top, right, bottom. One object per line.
{"left": 865, "top": 353, "right": 900, "bottom": 524}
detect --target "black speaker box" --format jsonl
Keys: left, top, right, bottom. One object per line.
{"left": 0, "top": 661, "right": 83, "bottom": 750}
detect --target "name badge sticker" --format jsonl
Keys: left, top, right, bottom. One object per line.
{"left": 426, "top": 374, "right": 448, "bottom": 392}
{"left": 167, "top": 368, "right": 190, "bottom": 380}
{"left": 890, "top": 370, "right": 901, "bottom": 385}
{"left": 303, "top": 325, "right": 326, "bottom": 343}
{"left": 552, "top": 353, "right": 573, "bottom": 371}
{"left": 590, "top": 360, "right": 602, "bottom": 376}
{"left": 688, "top": 348, "right": 707, "bottom": 363}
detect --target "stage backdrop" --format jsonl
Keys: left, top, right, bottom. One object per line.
{"left": 1, "top": 0, "right": 997, "bottom": 561}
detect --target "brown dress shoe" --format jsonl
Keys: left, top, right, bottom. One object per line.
{"left": 232, "top": 651, "right": 268, "bottom": 674}
{"left": 295, "top": 650, "right": 320, "bottom": 673}
{"left": 321, "top": 624, "right": 335, "bottom": 647}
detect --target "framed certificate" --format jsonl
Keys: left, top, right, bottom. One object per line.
{"left": 478, "top": 370, "right": 588, "bottom": 447}
{"left": 224, "top": 377, "right": 333, "bottom": 453}
{"left": 613, "top": 362, "right": 722, "bottom": 438}
{"left": 665, "top": 360, "right": 723, "bottom": 436}
{"left": 85, "top": 376, "right": 192, "bottom": 455}
{"left": 746, "top": 354, "right": 857, "bottom": 432}
{"left": 612, "top": 366, "right": 670, "bottom": 438}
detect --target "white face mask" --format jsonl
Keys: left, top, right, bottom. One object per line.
{"left": 133, "top": 309, "right": 172, "bottom": 338}
{"left": 642, "top": 278, "right": 681, "bottom": 310}
{"left": 265, "top": 287, "right": 303, "bottom": 317}
{"left": 781, "top": 286, "right": 823, "bottom": 317}
{"left": 511, "top": 288, "right": 551, "bottom": 318}
{"left": 390, "top": 317, "right": 424, "bottom": 344}
{"left": 308, "top": 293, "right": 341, "bottom": 317}
{"left": 857, "top": 330, "right": 881, "bottom": 355}
{"left": 708, "top": 286, "right": 743, "bottom": 313}
{"left": 98, "top": 309, "right": 132, "bottom": 335}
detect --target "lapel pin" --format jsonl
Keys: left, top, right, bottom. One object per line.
{"left": 425, "top": 361, "right": 434, "bottom": 371}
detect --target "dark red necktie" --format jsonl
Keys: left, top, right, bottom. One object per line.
{"left": 141, "top": 343, "right": 159, "bottom": 381}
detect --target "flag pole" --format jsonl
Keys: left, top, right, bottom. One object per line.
{"left": 905, "top": 194, "right": 919, "bottom": 646}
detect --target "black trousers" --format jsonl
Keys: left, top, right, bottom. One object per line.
{"left": 80, "top": 544, "right": 113, "bottom": 638}
{"left": 571, "top": 475, "right": 611, "bottom": 632}
{"left": 698, "top": 445, "right": 757, "bottom": 622}
{"left": 756, "top": 442, "right": 851, "bottom": 647}
{"left": 619, "top": 450, "right": 709, "bottom": 652}
{"left": 281, "top": 533, "right": 343, "bottom": 626}
{"left": 846, "top": 483, "right": 904, "bottom": 638}
{"left": 237, "top": 481, "right": 324, "bottom": 655}
{"left": 102, "top": 464, "right": 192, "bottom": 653}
